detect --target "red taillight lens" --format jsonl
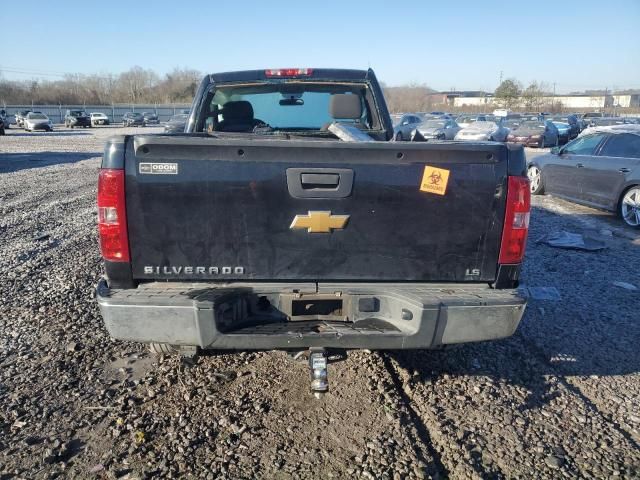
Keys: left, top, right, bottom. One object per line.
{"left": 97, "top": 169, "right": 130, "bottom": 262}
{"left": 265, "top": 68, "right": 313, "bottom": 77}
{"left": 499, "top": 176, "right": 531, "bottom": 264}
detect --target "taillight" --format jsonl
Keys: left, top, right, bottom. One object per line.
{"left": 499, "top": 176, "right": 531, "bottom": 264}
{"left": 265, "top": 68, "right": 313, "bottom": 77}
{"left": 97, "top": 169, "right": 130, "bottom": 262}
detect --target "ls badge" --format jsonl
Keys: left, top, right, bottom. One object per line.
{"left": 290, "top": 211, "right": 350, "bottom": 233}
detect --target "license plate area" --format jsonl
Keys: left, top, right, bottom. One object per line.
{"left": 281, "top": 293, "right": 350, "bottom": 322}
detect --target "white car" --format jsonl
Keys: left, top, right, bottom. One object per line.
{"left": 23, "top": 113, "right": 53, "bottom": 132}
{"left": 455, "top": 121, "right": 510, "bottom": 142}
{"left": 90, "top": 112, "right": 110, "bottom": 126}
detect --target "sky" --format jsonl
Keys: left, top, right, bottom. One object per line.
{"left": 1, "top": 0, "right": 639, "bottom": 93}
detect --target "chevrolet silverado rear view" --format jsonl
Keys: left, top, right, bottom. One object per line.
{"left": 96, "top": 68, "right": 530, "bottom": 389}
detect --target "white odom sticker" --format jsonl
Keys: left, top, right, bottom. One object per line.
{"left": 139, "top": 162, "right": 178, "bottom": 175}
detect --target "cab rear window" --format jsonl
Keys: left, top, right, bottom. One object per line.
{"left": 198, "top": 82, "right": 379, "bottom": 133}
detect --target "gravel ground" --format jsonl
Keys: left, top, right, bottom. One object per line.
{"left": 1, "top": 127, "right": 638, "bottom": 479}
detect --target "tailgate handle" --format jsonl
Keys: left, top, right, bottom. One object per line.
{"left": 287, "top": 168, "right": 354, "bottom": 198}
{"left": 301, "top": 173, "right": 340, "bottom": 188}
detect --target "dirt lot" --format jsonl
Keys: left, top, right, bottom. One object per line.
{"left": 1, "top": 127, "right": 639, "bottom": 479}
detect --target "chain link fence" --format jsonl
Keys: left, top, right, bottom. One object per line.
{"left": 1, "top": 104, "right": 192, "bottom": 125}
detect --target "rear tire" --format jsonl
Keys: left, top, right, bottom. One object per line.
{"left": 149, "top": 343, "right": 179, "bottom": 355}
{"left": 619, "top": 186, "right": 640, "bottom": 228}
{"left": 528, "top": 165, "right": 544, "bottom": 195}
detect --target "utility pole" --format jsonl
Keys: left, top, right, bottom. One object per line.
{"left": 553, "top": 82, "right": 556, "bottom": 112}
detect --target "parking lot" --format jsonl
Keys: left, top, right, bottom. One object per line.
{"left": 0, "top": 126, "right": 639, "bottom": 479}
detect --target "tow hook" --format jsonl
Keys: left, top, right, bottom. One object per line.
{"left": 309, "top": 348, "right": 329, "bottom": 399}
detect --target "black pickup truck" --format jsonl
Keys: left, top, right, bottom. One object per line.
{"left": 96, "top": 68, "right": 529, "bottom": 386}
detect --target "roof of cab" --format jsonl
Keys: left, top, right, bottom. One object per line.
{"left": 208, "top": 68, "right": 372, "bottom": 83}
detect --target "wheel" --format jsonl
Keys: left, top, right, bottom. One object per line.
{"left": 528, "top": 165, "right": 544, "bottom": 195}
{"left": 149, "top": 343, "right": 179, "bottom": 355}
{"left": 0, "top": 128, "right": 4, "bottom": 136}
{"left": 619, "top": 186, "right": 640, "bottom": 228}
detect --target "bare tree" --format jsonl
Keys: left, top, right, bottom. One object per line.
{"left": 522, "top": 82, "right": 543, "bottom": 110}
{"left": 117, "top": 66, "right": 159, "bottom": 103}
{"left": 383, "top": 84, "right": 437, "bottom": 113}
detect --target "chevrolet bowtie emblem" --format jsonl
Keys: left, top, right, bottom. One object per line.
{"left": 290, "top": 211, "right": 350, "bottom": 233}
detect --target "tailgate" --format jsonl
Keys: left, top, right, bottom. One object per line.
{"left": 124, "top": 136, "right": 509, "bottom": 283}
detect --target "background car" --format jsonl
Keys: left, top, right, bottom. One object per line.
{"left": 142, "top": 112, "right": 159, "bottom": 125}
{"left": 506, "top": 119, "right": 559, "bottom": 147}
{"left": 0, "top": 110, "right": 9, "bottom": 133}
{"left": 23, "top": 112, "right": 53, "bottom": 132}
{"left": 90, "top": 112, "right": 110, "bottom": 126}
{"left": 65, "top": 110, "right": 91, "bottom": 128}
{"left": 455, "top": 114, "right": 494, "bottom": 129}
{"left": 163, "top": 114, "right": 189, "bottom": 133}
{"left": 551, "top": 121, "right": 572, "bottom": 144}
{"left": 580, "top": 112, "right": 604, "bottom": 129}
{"left": 502, "top": 118, "right": 523, "bottom": 132}
{"left": 527, "top": 125, "right": 640, "bottom": 227}
{"left": 413, "top": 118, "right": 461, "bottom": 140}
{"left": 15, "top": 110, "right": 32, "bottom": 127}
{"left": 122, "top": 112, "right": 145, "bottom": 127}
{"left": 548, "top": 114, "right": 581, "bottom": 138}
{"left": 393, "top": 113, "right": 424, "bottom": 141}
{"left": 585, "top": 117, "right": 629, "bottom": 128}
{"left": 454, "top": 120, "right": 510, "bottom": 142}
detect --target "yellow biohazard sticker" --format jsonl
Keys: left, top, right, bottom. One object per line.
{"left": 420, "top": 166, "right": 450, "bottom": 195}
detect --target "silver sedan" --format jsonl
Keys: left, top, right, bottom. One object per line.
{"left": 412, "top": 118, "right": 461, "bottom": 140}
{"left": 454, "top": 121, "right": 510, "bottom": 142}
{"left": 394, "top": 113, "right": 424, "bottom": 141}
